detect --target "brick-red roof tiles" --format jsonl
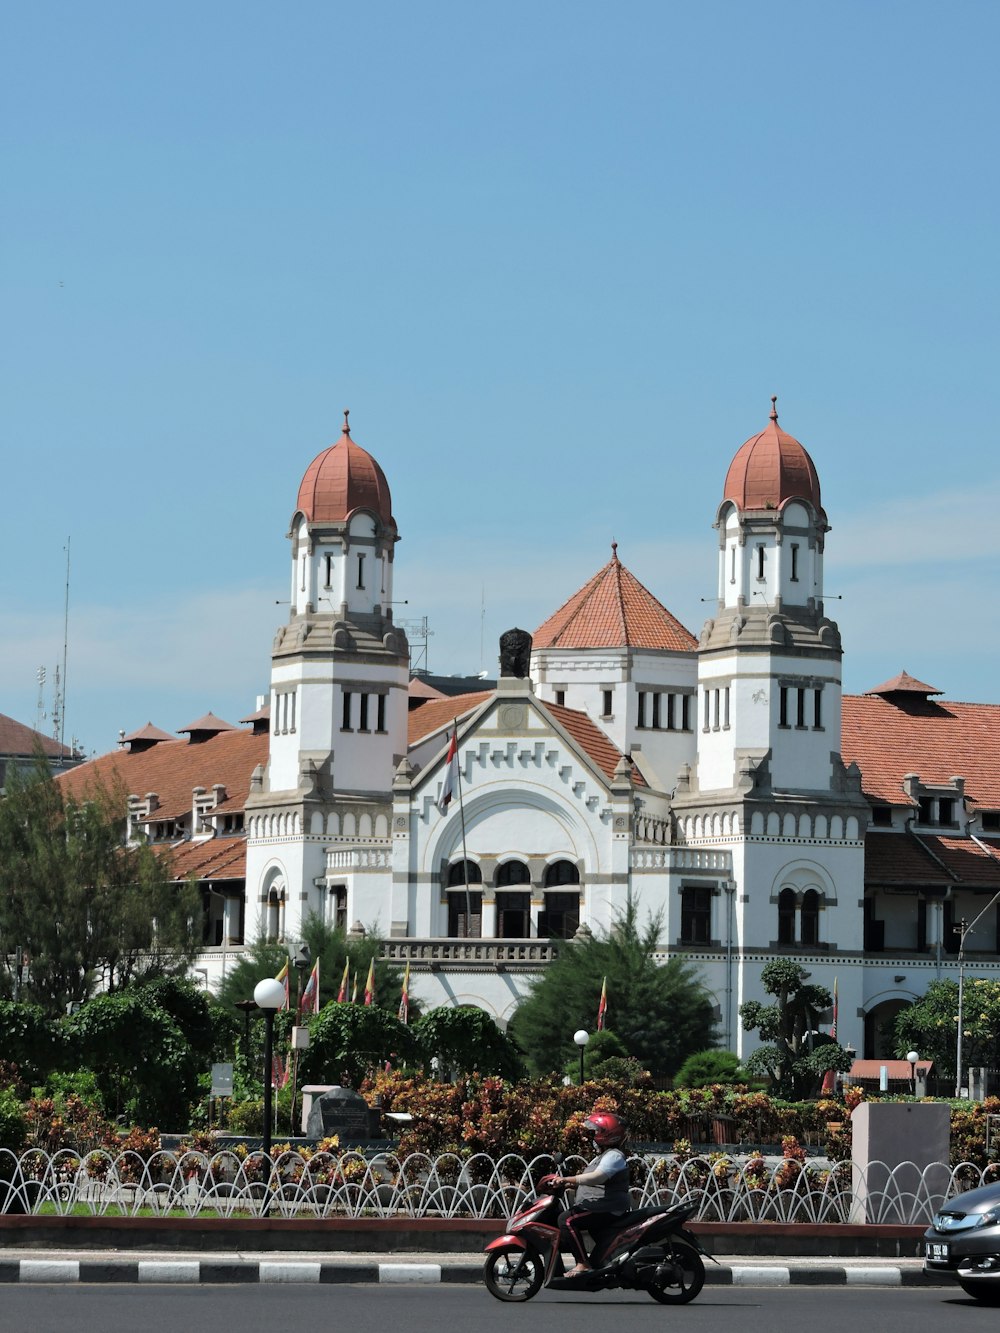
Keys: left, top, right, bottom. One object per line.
{"left": 178, "top": 712, "right": 238, "bottom": 736}
{"left": 160, "top": 836, "right": 248, "bottom": 883}
{"left": 296, "top": 415, "right": 395, "bottom": 529}
{"left": 58, "top": 728, "right": 269, "bottom": 821}
{"left": 723, "top": 399, "right": 823, "bottom": 513}
{"left": 123, "top": 722, "right": 175, "bottom": 745}
{"left": 541, "top": 700, "right": 646, "bottom": 787}
{"left": 865, "top": 670, "right": 942, "bottom": 697}
{"left": 0, "top": 713, "right": 73, "bottom": 760}
{"left": 533, "top": 549, "right": 696, "bottom": 652}
{"left": 842, "top": 694, "right": 1000, "bottom": 808}
{"left": 408, "top": 693, "right": 493, "bottom": 747}
{"left": 865, "top": 831, "right": 1000, "bottom": 889}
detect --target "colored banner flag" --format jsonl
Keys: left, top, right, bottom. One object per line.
{"left": 300, "top": 959, "right": 320, "bottom": 1017}
{"left": 271, "top": 1052, "right": 289, "bottom": 1089}
{"left": 830, "top": 976, "right": 838, "bottom": 1040}
{"left": 437, "top": 731, "right": 458, "bottom": 815}
{"left": 597, "top": 976, "right": 607, "bottom": 1031}
{"left": 398, "top": 961, "right": 410, "bottom": 1025}
{"left": 351, "top": 975, "right": 358, "bottom": 1004}
{"left": 337, "top": 959, "right": 350, "bottom": 1004}
{"left": 820, "top": 977, "right": 839, "bottom": 1095}
{"left": 364, "top": 957, "right": 375, "bottom": 1007}
{"left": 275, "top": 958, "right": 290, "bottom": 1010}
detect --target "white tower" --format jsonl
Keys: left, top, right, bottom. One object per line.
{"left": 244, "top": 413, "right": 409, "bottom": 943}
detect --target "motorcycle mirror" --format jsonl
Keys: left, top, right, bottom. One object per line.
{"left": 551, "top": 1152, "right": 564, "bottom": 1165}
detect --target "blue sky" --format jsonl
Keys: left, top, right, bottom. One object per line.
{"left": 4, "top": 1, "right": 999, "bottom": 756}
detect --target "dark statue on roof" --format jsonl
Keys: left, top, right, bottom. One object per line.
{"left": 499, "top": 627, "right": 532, "bottom": 678}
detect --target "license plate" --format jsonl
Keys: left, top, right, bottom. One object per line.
{"left": 926, "top": 1243, "right": 949, "bottom": 1261}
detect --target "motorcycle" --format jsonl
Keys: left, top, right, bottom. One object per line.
{"left": 482, "top": 1158, "right": 711, "bottom": 1303}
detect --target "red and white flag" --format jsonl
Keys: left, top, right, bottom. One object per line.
{"left": 363, "top": 957, "right": 375, "bottom": 1007}
{"left": 597, "top": 976, "right": 608, "bottom": 1031}
{"left": 437, "top": 731, "right": 458, "bottom": 815}
{"left": 398, "top": 961, "right": 410, "bottom": 1025}
{"left": 337, "top": 959, "right": 350, "bottom": 1004}
{"left": 299, "top": 959, "right": 320, "bottom": 1017}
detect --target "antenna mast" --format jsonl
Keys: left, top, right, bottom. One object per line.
{"left": 35, "top": 666, "right": 47, "bottom": 734}
{"left": 60, "top": 537, "right": 71, "bottom": 752}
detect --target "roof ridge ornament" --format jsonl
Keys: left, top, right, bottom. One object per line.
{"left": 770, "top": 395, "right": 779, "bottom": 423}
{"left": 342, "top": 408, "right": 351, "bottom": 437}
{"left": 611, "top": 540, "right": 619, "bottom": 562}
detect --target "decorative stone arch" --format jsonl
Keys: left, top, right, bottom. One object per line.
{"left": 328, "top": 812, "right": 340, "bottom": 836}
{"left": 830, "top": 815, "right": 844, "bottom": 839}
{"left": 862, "top": 991, "right": 917, "bottom": 1061}
{"left": 751, "top": 811, "right": 765, "bottom": 835}
{"left": 798, "top": 813, "right": 811, "bottom": 838}
{"left": 359, "top": 812, "right": 373, "bottom": 838}
{"left": 310, "top": 811, "right": 323, "bottom": 836}
{"left": 815, "top": 814, "right": 828, "bottom": 839}
{"left": 782, "top": 813, "right": 796, "bottom": 837}
{"left": 375, "top": 813, "right": 389, "bottom": 837}
{"left": 343, "top": 812, "right": 357, "bottom": 838}
{"left": 260, "top": 862, "right": 288, "bottom": 943}
{"left": 769, "top": 859, "right": 838, "bottom": 906}
{"left": 731, "top": 812, "right": 741, "bottom": 836}
{"left": 845, "top": 815, "right": 860, "bottom": 841}
{"left": 766, "top": 812, "right": 780, "bottom": 836}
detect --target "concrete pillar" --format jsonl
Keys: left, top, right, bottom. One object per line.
{"left": 849, "top": 1102, "right": 951, "bottom": 1224}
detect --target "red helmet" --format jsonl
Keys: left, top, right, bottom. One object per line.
{"left": 584, "top": 1111, "right": 626, "bottom": 1148}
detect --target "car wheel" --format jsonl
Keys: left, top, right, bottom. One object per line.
{"left": 958, "top": 1279, "right": 1000, "bottom": 1305}
{"left": 483, "top": 1246, "right": 544, "bottom": 1302}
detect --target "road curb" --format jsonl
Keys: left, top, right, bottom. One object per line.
{"left": 0, "top": 1257, "right": 948, "bottom": 1286}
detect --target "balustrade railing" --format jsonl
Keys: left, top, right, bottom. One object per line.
{"left": 1, "top": 1148, "right": 995, "bottom": 1224}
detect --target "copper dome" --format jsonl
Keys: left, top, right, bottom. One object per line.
{"left": 723, "top": 398, "right": 822, "bottom": 513}
{"left": 295, "top": 412, "right": 395, "bottom": 529}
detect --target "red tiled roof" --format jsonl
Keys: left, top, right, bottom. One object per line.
{"left": 865, "top": 832, "right": 954, "bottom": 887}
{"left": 533, "top": 548, "right": 697, "bottom": 652}
{"left": 408, "top": 693, "right": 492, "bottom": 746}
{"left": 123, "top": 722, "right": 175, "bottom": 745}
{"left": 865, "top": 670, "right": 942, "bottom": 697}
{"left": 296, "top": 414, "right": 395, "bottom": 529}
{"left": 0, "top": 713, "right": 72, "bottom": 760}
{"left": 723, "top": 399, "right": 823, "bottom": 513}
{"left": 542, "top": 699, "right": 646, "bottom": 787}
{"left": 58, "top": 728, "right": 269, "bottom": 821}
{"left": 850, "top": 1059, "right": 932, "bottom": 1081}
{"left": 160, "top": 836, "right": 248, "bottom": 882}
{"left": 409, "top": 677, "right": 447, "bottom": 702}
{"left": 842, "top": 694, "right": 1000, "bottom": 808}
{"left": 178, "top": 712, "right": 238, "bottom": 735}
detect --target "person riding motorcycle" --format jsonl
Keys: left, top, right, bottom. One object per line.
{"left": 543, "top": 1111, "right": 630, "bottom": 1277}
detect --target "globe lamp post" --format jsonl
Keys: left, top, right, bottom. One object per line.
{"left": 574, "top": 1029, "right": 589, "bottom": 1086}
{"left": 254, "top": 977, "right": 286, "bottom": 1156}
{"left": 907, "top": 1049, "right": 919, "bottom": 1097}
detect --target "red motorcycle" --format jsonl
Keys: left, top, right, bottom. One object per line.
{"left": 482, "top": 1161, "right": 710, "bottom": 1303}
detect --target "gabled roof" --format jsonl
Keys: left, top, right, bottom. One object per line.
{"left": 533, "top": 547, "right": 697, "bottom": 652}
{"left": 864, "top": 831, "right": 1000, "bottom": 888}
{"left": 841, "top": 693, "right": 1000, "bottom": 808}
{"left": 160, "top": 835, "right": 248, "bottom": 883}
{"left": 408, "top": 692, "right": 493, "bottom": 747}
{"left": 58, "top": 727, "right": 269, "bottom": 822}
{"left": 0, "top": 713, "right": 74, "bottom": 760}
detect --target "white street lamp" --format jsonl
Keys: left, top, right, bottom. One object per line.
{"left": 906, "top": 1049, "right": 919, "bottom": 1096}
{"left": 254, "top": 977, "right": 286, "bottom": 1155}
{"left": 573, "top": 1029, "right": 589, "bottom": 1086}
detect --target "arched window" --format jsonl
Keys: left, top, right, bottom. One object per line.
{"left": 800, "top": 889, "right": 820, "bottom": 946}
{"left": 447, "top": 859, "right": 482, "bottom": 887}
{"left": 496, "top": 860, "right": 530, "bottom": 887}
{"left": 777, "top": 888, "right": 796, "bottom": 946}
{"left": 543, "top": 860, "right": 580, "bottom": 887}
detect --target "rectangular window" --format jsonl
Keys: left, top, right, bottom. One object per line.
{"left": 813, "top": 687, "right": 822, "bottom": 729}
{"left": 666, "top": 693, "right": 676, "bottom": 730}
{"left": 730, "top": 545, "right": 736, "bottom": 583}
{"left": 871, "top": 805, "right": 893, "bottom": 827}
{"left": 538, "top": 893, "right": 580, "bottom": 940}
{"left": 702, "top": 688, "right": 710, "bottom": 732}
{"left": 712, "top": 688, "right": 720, "bottom": 730}
{"left": 918, "top": 795, "right": 934, "bottom": 824}
{"left": 756, "top": 545, "right": 766, "bottom": 580}
{"left": 790, "top": 544, "right": 799, "bottom": 582}
{"left": 555, "top": 689, "right": 565, "bottom": 707}
{"left": 602, "top": 689, "right": 613, "bottom": 717}
{"left": 723, "top": 686, "right": 730, "bottom": 729}
{"left": 796, "top": 688, "right": 806, "bottom": 728}
{"left": 982, "top": 812, "right": 1000, "bottom": 832}
{"left": 637, "top": 692, "right": 647, "bottom": 729}
{"left": 357, "top": 553, "right": 365, "bottom": 588}
{"left": 939, "top": 797, "right": 956, "bottom": 826}
{"left": 779, "top": 686, "right": 788, "bottom": 727}
{"left": 651, "top": 692, "right": 661, "bottom": 729}
{"left": 680, "top": 885, "right": 712, "bottom": 944}
{"left": 342, "top": 690, "right": 353, "bottom": 731}
{"left": 448, "top": 891, "right": 482, "bottom": 939}
{"left": 329, "top": 885, "right": 347, "bottom": 931}
{"left": 359, "top": 693, "right": 369, "bottom": 731}
{"left": 376, "top": 693, "right": 386, "bottom": 732}
{"left": 324, "top": 553, "right": 333, "bottom": 587}
{"left": 681, "top": 694, "right": 691, "bottom": 731}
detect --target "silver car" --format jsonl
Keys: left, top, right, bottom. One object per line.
{"left": 924, "top": 1179, "right": 1000, "bottom": 1304}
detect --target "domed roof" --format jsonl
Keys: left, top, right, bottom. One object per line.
{"left": 723, "top": 398, "right": 822, "bottom": 513}
{"left": 295, "top": 412, "right": 395, "bottom": 529}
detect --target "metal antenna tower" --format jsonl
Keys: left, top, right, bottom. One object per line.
{"left": 35, "top": 666, "right": 46, "bottom": 734}
{"left": 397, "top": 615, "right": 434, "bottom": 675}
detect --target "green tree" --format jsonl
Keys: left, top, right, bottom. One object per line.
{"left": 673, "top": 1048, "right": 743, "bottom": 1089}
{"left": 0, "top": 762, "right": 200, "bottom": 1015}
{"left": 299, "top": 1003, "right": 416, "bottom": 1088}
{"left": 740, "top": 960, "right": 851, "bottom": 1098}
{"left": 508, "top": 897, "right": 716, "bottom": 1079}
{"left": 0, "top": 1000, "right": 63, "bottom": 1086}
{"left": 65, "top": 991, "right": 201, "bottom": 1127}
{"left": 895, "top": 977, "right": 1000, "bottom": 1085}
{"left": 413, "top": 1005, "right": 525, "bottom": 1080}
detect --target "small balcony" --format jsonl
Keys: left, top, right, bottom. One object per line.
{"left": 380, "top": 938, "right": 559, "bottom": 972}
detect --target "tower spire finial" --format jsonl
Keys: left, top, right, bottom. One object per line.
{"left": 342, "top": 408, "right": 351, "bottom": 436}
{"left": 770, "top": 395, "right": 778, "bottom": 423}
{"left": 611, "top": 539, "right": 618, "bottom": 561}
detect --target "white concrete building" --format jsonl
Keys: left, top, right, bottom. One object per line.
{"left": 61, "top": 401, "right": 1000, "bottom": 1062}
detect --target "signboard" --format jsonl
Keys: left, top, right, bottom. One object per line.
{"left": 210, "top": 1062, "right": 234, "bottom": 1098}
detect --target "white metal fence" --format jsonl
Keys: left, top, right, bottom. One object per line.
{"left": 1, "top": 1147, "right": 996, "bottom": 1224}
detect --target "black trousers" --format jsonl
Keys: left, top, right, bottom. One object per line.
{"left": 557, "top": 1205, "right": 621, "bottom": 1265}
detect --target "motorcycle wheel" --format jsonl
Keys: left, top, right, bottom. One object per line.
{"left": 646, "top": 1241, "right": 706, "bottom": 1304}
{"left": 958, "top": 1279, "right": 1000, "bottom": 1305}
{"left": 483, "top": 1247, "right": 545, "bottom": 1302}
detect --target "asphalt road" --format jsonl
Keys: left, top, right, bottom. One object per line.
{"left": 1, "top": 1282, "right": 992, "bottom": 1332}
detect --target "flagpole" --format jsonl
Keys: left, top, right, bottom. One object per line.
{"left": 453, "top": 728, "right": 473, "bottom": 937}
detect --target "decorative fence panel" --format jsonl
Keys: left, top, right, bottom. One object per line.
{"left": 2, "top": 1148, "right": 998, "bottom": 1224}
